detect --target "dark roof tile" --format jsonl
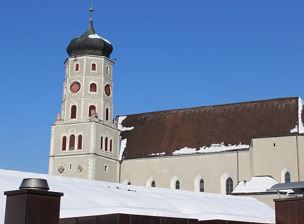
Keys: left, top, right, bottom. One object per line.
{"left": 119, "top": 97, "right": 300, "bottom": 159}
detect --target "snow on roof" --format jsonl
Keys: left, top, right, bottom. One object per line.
{"left": 290, "top": 97, "right": 304, "bottom": 133}
{"left": 233, "top": 176, "right": 279, "bottom": 194}
{"left": 0, "top": 169, "right": 274, "bottom": 224}
{"left": 119, "top": 139, "right": 127, "bottom": 160}
{"left": 88, "top": 33, "right": 112, "bottom": 44}
{"left": 117, "top": 116, "right": 134, "bottom": 160}
{"left": 118, "top": 116, "right": 134, "bottom": 131}
{"left": 173, "top": 143, "right": 249, "bottom": 156}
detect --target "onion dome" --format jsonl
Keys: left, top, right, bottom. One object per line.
{"left": 66, "top": 21, "right": 113, "bottom": 58}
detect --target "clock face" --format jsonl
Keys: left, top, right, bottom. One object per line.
{"left": 70, "top": 81, "right": 81, "bottom": 93}
{"left": 104, "top": 84, "right": 111, "bottom": 96}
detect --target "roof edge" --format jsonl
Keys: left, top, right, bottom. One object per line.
{"left": 116, "top": 96, "right": 300, "bottom": 118}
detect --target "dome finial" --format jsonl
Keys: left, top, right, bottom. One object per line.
{"left": 89, "top": 0, "right": 94, "bottom": 22}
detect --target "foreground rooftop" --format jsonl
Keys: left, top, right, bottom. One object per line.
{"left": 0, "top": 169, "right": 274, "bottom": 224}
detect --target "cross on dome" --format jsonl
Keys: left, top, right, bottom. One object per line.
{"left": 89, "top": 0, "right": 94, "bottom": 22}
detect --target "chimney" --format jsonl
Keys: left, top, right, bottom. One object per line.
{"left": 4, "top": 178, "right": 63, "bottom": 224}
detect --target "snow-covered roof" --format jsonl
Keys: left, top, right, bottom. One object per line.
{"left": 233, "top": 176, "right": 279, "bottom": 194}
{"left": 0, "top": 169, "right": 274, "bottom": 224}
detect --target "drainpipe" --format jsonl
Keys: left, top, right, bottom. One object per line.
{"left": 296, "top": 135, "right": 300, "bottom": 181}
{"left": 4, "top": 178, "right": 63, "bottom": 224}
{"left": 119, "top": 160, "right": 122, "bottom": 183}
{"left": 236, "top": 150, "right": 239, "bottom": 183}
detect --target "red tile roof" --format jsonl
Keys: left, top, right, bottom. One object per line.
{"left": 119, "top": 97, "right": 301, "bottom": 159}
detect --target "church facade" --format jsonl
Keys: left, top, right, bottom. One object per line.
{"left": 49, "top": 18, "right": 304, "bottom": 207}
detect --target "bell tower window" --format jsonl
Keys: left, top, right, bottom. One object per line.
{"left": 77, "top": 135, "right": 82, "bottom": 150}
{"left": 62, "top": 136, "right": 67, "bottom": 151}
{"left": 70, "top": 105, "right": 77, "bottom": 119}
{"left": 75, "top": 63, "right": 79, "bottom": 71}
{"left": 106, "top": 108, "right": 109, "bottom": 121}
{"left": 90, "top": 83, "right": 97, "bottom": 92}
{"left": 100, "top": 137, "right": 103, "bottom": 150}
{"left": 110, "top": 139, "right": 112, "bottom": 152}
{"left": 69, "top": 135, "right": 75, "bottom": 150}
{"left": 89, "top": 105, "right": 96, "bottom": 117}
{"left": 105, "top": 137, "right": 108, "bottom": 151}
{"left": 91, "top": 63, "right": 96, "bottom": 71}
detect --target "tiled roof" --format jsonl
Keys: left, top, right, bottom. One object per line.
{"left": 119, "top": 97, "right": 302, "bottom": 159}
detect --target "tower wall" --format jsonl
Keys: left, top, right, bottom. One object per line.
{"left": 49, "top": 53, "right": 120, "bottom": 182}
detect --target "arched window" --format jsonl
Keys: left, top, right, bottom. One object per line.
{"left": 110, "top": 139, "right": 112, "bottom": 152}
{"left": 91, "top": 63, "right": 96, "bottom": 71}
{"left": 77, "top": 135, "right": 82, "bottom": 150}
{"left": 105, "top": 137, "right": 108, "bottom": 151}
{"left": 62, "top": 136, "right": 67, "bottom": 151}
{"left": 100, "top": 137, "right": 103, "bottom": 150}
{"left": 127, "top": 182, "right": 131, "bottom": 185}
{"left": 285, "top": 171, "right": 291, "bottom": 183}
{"left": 151, "top": 181, "right": 156, "bottom": 187}
{"left": 89, "top": 105, "right": 96, "bottom": 117}
{"left": 106, "top": 108, "right": 109, "bottom": 121}
{"left": 75, "top": 63, "right": 79, "bottom": 71}
{"left": 175, "top": 180, "right": 180, "bottom": 190}
{"left": 90, "top": 83, "right": 97, "bottom": 92}
{"left": 69, "top": 135, "right": 75, "bottom": 150}
{"left": 226, "top": 177, "right": 233, "bottom": 195}
{"left": 200, "top": 179, "right": 204, "bottom": 192}
{"left": 70, "top": 105, "right": 77, "bottom": 119}
{"left": 104, "top": 165, "right": 109, "bottom": 172}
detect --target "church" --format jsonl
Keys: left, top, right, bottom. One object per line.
{"left": 48, "top": 9, "right": 304, "bottom": 207}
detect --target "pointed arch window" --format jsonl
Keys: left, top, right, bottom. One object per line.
{"left": 91, "top": 63, "right": 96, "bottom": 71}
{"left": 100, "top": 136, "right": 103, "bottom": 150}
{"left": 105, "top": 137, "right": 108, "bottom": 151}
{"left": 200, "top": 179, "right": 205, "bottom": 192}
{"left": 106, "top": 108, "right": 109, "bottom": 121}
{"left": 90, "top": 83, "right": 97, "bottom": 92}
{"left": 175, "top": 180, "right": 180, "bottom": 190}
{"left": 89, "top": 105, "right": 96, "bottom": 117}
{"left": 70, "top": 105, "right": 77, "bottom": 119}
{"left": 151, "top": 181, "right": 156, "bottom": 187}
{"left": 110, "top": 139, "right": 113, "bottom": 152}
{"left": 69, "top": 135, "right": 75, "bottom": 150}
{"left": 77, "top": 135, "right": 82, "bottom": 150}
{"left": 226, "top": 177, "right": 233, "bottom": 195}
{"left": 285, "top": 171, "right": 291, "bottom": 183}
{"left": 62, "top": 136, "right": 67, "bottom": 151}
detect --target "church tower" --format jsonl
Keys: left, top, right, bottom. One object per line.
{"left": 49, "top": 6, "right": 120, "bottom": 182}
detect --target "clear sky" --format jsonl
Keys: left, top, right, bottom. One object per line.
{"left": 0, "top": 1, "right": 304, "bottom": 173}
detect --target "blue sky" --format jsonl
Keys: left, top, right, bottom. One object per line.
{"left": 0, "top": 1, "right": 304, "bottom": 173}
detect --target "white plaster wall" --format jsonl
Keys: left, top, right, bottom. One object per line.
{"left": 251, "top": 136, "right": 300, "bottom": 182}
{"left": 120, "top": 150, "right": 250, "bottom": 193}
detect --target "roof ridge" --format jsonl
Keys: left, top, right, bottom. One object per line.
{"left": 117, "top": 96, "right": 300, "bottom": 117}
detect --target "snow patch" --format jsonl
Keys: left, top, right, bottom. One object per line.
{"left": 233, "top": 176, "right": 279, "bottom": 194}
{"left": 118, "top": 116, "right": 134, "bottom": 131}
{"left": 119, "top": 139, "right": 127, "bottom": 160}
{"left": 173, "top": 143, "right": 249, "bottom": 156}
{"left": 298, "top": 98, "right": 304, "bottom": 133}
{"left": 290, "top": 97, "right": 304, "bottom": 133}
{"left": 149, "top": 152, "right": 166, "bottom": 156}
{"left": 88, "top": 33, "right": 111, "bottom": 44}
{"left": 0, "top": 169, "right": 275, "bottom": 223}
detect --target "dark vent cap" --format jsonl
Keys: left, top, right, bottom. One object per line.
{"left": 19, "top": 178, "right": 50, "bottom": 191}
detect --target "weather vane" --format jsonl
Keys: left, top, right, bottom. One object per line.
{"left": 89, "top": 0, "right": 94, "bottom": 22}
